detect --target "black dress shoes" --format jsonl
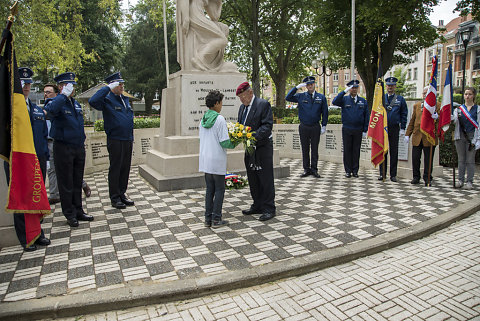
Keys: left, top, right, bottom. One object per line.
{"left": 48, "top": 198, "right": 60, "bottom": 205}
{"left": 353, "top": 173, "right": 359, "bottom": 178}
{"left": 345, "top": 173, "right": 352, "bottom": 178}
{"left": 378, "top": 176, "right": 384, "bottom": 181}
{"left": 111, "top": 199, "right": 126, "bottom": 209}
{"left": 259, "top": 212, "right": 275, "bottom": 221}
{"left": 77, "top": 213, "right": 94, "bottom": 221}
{"left": 300, "top": 171, "right": 311, "bottom": 178}
{"left": 35, "top": 237, "right": 51, "bottom": 246}
{"left": 67, "top": 218, "right": 79, "bottom": 227}
{"left": 242, "top": 208, "right": 261, "bottom": 215}
{"left": 23, "top": 244, "right": 37, "bottom": 252}
{"left": 312, "top": 171, "right": 321, "bottom": 178}
{"left": 390, "top": 176, "right": 397, "bottom": 182}
{"left": 411, "top": 178, "right": 420, "bottom": 184}
{"left": 120, "top": 197, "right": 135, "bottom": 206}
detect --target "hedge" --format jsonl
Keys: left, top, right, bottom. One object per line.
{"left": 94, "top": 116, "right": 160, "bottom": 132}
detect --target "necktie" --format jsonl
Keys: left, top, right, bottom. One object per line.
{"left": 241, "top": 105, "right": 249, "bottom": 124}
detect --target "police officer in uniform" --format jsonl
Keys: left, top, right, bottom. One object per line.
{"left": 3, "top": 67, "right": 51, "bottom": 251}
{"left": 286, "top": 76, "right": 328, "bottom": 178}
{"left": 332, "top": 79, "right": 369, "bottom": 178}
{"left": 89, "top": 72, "right": 135, "bottom": 209}
{"left": 45, "top": 72, "right": 94, "bottom": 227}
{"left": 378, "top": 77, "right": 408, "bottom": 182}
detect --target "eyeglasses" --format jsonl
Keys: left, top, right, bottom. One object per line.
{"left": 44, "top": 91, "right": 54, "bottom": 95}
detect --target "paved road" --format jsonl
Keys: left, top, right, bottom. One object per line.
{"left": 52, "top": 211, "right": 480, "bottom": 321}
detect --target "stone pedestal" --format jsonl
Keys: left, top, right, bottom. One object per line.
{"left": 139, "top": 71, "right": 290, "bottom": 191}
{"left": 0, "top": 164, "right": 18, "bottom": 248}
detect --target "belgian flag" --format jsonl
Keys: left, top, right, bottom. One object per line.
{"left": 1, "top": 29, "right": 50, "bottom": 246}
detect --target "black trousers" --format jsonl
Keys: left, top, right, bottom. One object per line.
{"left": 107, "top": 138, "right": 133, "bottom": 201}
{"left": 379, "top": 124, "right": 400, "bottom": 178}
{"left": 3, "top": 159, "right": 46, "bottom": 246}
{"left": 412, "top": 141, "right": 436, "bottom": 181}
{"left": 342, "top": 127, "right": 362, "bottom": 174}
{"left": 245, "top": 140, "right": 275, "bottom": 214}
{"left": 299, "top": 123, "right": 320, "bottom": 172}
{"left": 54, "top": 141, "right": 85, "bottom": 220}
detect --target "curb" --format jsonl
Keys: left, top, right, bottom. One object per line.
{"left": 1, "top": 199, "right": 479, "bottom": 321}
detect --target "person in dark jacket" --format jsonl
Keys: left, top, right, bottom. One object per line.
{"left": 44, "top": 72, "right": 94, "bottom": 227}
{"left": 332, "top": 79, "right": 369, "bottom": 178}
{"left": 286, "top": 76, "right": 328, "bottom": 178}
{"left": 89, "top": 72, "right": 135, "bottom": 209}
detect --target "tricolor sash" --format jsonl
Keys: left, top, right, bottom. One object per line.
{"left": 459, "top": 105, "right": 479, "bottom": 129}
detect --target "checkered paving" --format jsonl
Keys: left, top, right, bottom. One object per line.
{"left": 0, "top": 158, "right": 478, "bottom": 302}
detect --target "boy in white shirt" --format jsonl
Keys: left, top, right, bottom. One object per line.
{"left": 199, "top": 90, "right": 236, "bottom": 228}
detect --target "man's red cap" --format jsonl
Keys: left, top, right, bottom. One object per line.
{"left": 236, "top": 82, "right": 250, "bottom": 96}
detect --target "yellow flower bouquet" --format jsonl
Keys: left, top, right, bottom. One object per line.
{"left": 227, "top": 122, "right": 256, "bottom": 155}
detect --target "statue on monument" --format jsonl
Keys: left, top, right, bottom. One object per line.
{"left": 176, "top": 0, "right": 238, "bottom": 72}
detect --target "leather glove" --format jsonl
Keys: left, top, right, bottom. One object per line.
{"left": 108, "top": 81, "right": 120, "bottom": 90}
{"left": 296, "top": 83, "right": 307, "bottom": 89}
{"left": 362, "top": 132, "right": 367, "bottom": 138}
{"left": 21, "top": 80, "right": 25, "bottom": 88}
{"left": 404, "top": 136, "right": 410, "bottom": 144}
{"left": 399, "top": 129, "right": 405, "bottom": 136}
{"left": 431, "top": 112, "right": 439, "bottom": 120}
{"left": 344, "top": 86, "right": 353, "bottom": 94}
{"left": 61, "top": 83, "right": 74, "bottom": 97}
{"left": 321, "top": 127, "right": 326, "bottom": 135}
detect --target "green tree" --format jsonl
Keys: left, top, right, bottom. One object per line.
{"left": 222, "top": 0, "right": 322, "bottom": 108}
{"left": 314, "top": 0, "right": 439, "bottom": 107}
{"left": 122, "top": 0, "right": 180, "bottom": 115}
{"left": 392, "top": 67, "right": 415, "bottom": 97}
{"left": 455, "top": 0, "right": 480, "bottom": 22}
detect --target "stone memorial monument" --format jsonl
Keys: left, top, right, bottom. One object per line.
{"left": 139, "top": 0, "right": 289, "bottom": 191}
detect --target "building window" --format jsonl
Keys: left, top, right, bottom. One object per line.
{"left": 414, "top": 53, "right": 419, "bottom": 61}
{"left": 413, "top": 68, "right": 418, "bottom": 80}
{"left": 333, "top": 86, "right": 338, "bottom": 94}
{"left": 428, "top": 50, "right": 433, "bottom": 61}
{"left": 345, "top": 73, "right": 349, "bottom": 81}
{"left": 474, "top": 50, "right": 480, "bottom": 70}
{"left": 407, "top": 69, "right": 412, "bottom": 80}
{"left": 333, "top": 73, "right": 338, "bottom": 81}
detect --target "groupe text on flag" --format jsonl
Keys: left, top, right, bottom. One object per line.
{"left": 367, "top": 59, "right": 388, "bottom": 167}
{"left": 420, "top": 55, "right": 438, "bottom": 145}
{"left": 438, "top": 62, "right": 452, "bottom": 141}
{"left": 0, "top": 29, "right": 50, "bottom": 246}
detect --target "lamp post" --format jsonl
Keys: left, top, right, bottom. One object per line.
{"left": 460, "top": 26, "right": 473, "bottom": 104}
{"left": 312, "top": 50, "right": 332, "bottom": 96}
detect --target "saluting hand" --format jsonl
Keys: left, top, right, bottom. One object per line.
{"left": 344, "top": 85, "right": 353, "bottom": 94}
{"left": 61, "top": 83, "right": 74, "bottom": 97}
{"left": 296, "top": 82, "right": 307, "bottom": 89}
{"left": 108, "top": 81, "right": 120, "bottom": 90}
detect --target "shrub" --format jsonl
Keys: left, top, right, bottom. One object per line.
{"left": 93, "top": 116, "right": 161, "bottom": 132}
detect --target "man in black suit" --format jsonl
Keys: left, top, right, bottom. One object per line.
{"left": 236, "top": 82, "right": 276, "bottom": 221}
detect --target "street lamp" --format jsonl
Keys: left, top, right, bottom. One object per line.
{"left": 312, "top": 50, "right": 332, "bottom": 96}
{"left": 460, "top": 26, "right": 473, "bottom": 104}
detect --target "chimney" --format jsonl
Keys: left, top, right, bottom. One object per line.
{"left": 438, "top": 20, "right": 444, "bottom": 26}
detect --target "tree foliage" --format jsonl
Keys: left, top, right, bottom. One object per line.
{"left": 314, "top": 0, "right": 439, "bottom": 107}
{"left": 122, "top": 0, "right": 180, "bottom": 115}
{"left": 392, "top": 67, "right": 416, "bottom": 98}
{"left": 455, "top": 0, "right": 480, "bottom": 22}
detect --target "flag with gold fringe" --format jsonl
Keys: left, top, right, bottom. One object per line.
{"left": 421, "top": 56, "right": 438, "bottom": 145}
{"left": 1, "top": 29, "right": 50, "bottom": 246}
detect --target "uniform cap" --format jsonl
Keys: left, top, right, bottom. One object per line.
{"left": 346, "top": 79, "right": 360, "bottom": 87}
{"left": 385, "top": 77, "right": 398, "bottom": 86}
{"left": 236, "top": 82, "right": 251, "bottom": 96}
{"left": 18, "top": 67, "right": 33, "bottom": 84}
{"left": 54, "top": 72, "right": 77, "bottom": 85}
{"left": 302, "top": 76, "right": 316, "bottom": 84}
{"left": 105, "top": 72, "right": 125, "bottom": 84}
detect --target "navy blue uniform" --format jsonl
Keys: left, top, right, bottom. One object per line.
{"left": 332, "top": 91, "right": 369, "bottom": 175}
{"left": 45, "top": 94, "right": 86, "bottom": 221}
{"left": 286, "top": 87, "right": 328, "bottom": 173}
{"left": 89, "top": 86, "right": 134, "bottom": 202}
{"left": 380, "top": 93, "right": 408, "bottom": 179}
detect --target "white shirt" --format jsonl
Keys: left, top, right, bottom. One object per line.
{"left": 199, "top": 114, "right": 230, "bottom": 175}
{"left": 242, "top": 95, "right": 256, "bottom": 124}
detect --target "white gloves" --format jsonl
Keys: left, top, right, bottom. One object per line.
{"left": 399, "top": 129, "right": 405, "bottom": 136}
{"left": 21, "top": 80, "right": 25, "bottom": 88}
{"left": 108, "top": 81, "right": 120, "bottom": 90}
{"left": 404, "top": 136, "right": 410, "bottom": 144}
{"left": 321, "top": 127, "right": 326, "bottom": 135}
{"left": 362, "top": 132, "right": 367, "bottom": 138}
{"left": 431, "top": 112, "right": 439, "bottom": 120}
{"left": 61, "top": 83, "right": 74, "bottom": 97}
{"left": 296, "top": 83, "right": 307, "bottom": 89}
{"left": 476, "top": 141, "right": 480, "bottom": 150}
{"left": 344, "top": 86, "right": 353, "bottom": 94}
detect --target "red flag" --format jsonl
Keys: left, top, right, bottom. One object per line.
{"left": 1, "top": 30, "right": 50, "bottom": 246}
{"left": 420, "top": 56, "right": 438, "bottom": 145}
{"left": 438, "top": 63, "right": 452, "bottom": 141}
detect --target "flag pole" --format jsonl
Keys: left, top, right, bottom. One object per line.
{"left": 0, "top": 1, "right": 18, "bottom": 55}
{"left": 351, "top": 0, "right": 355, "bottom": 80}
{"left": 378, "top": 37, "right": 386, "bottom": 182}
{"left": 447, "top": 51, "right": 456, "bottom": 188}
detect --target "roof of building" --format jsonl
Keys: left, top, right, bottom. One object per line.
{"left": 76, "top": 83, "right": 140, "bottom": 101}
